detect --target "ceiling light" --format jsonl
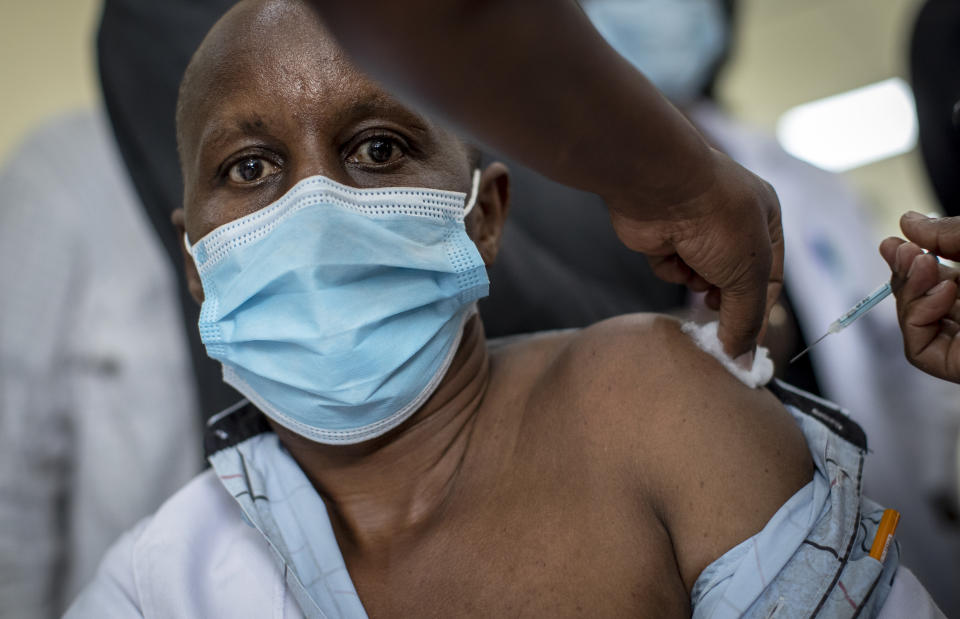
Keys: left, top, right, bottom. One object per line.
{"left": 775, "top": 77, "right": 918, "bottom": 173}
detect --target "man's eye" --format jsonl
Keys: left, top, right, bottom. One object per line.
{"left": 228, "top": 157, "right": 278, "bottom": 184}
{"left": 348, "top": 137, "right": 404, "bottom": 166}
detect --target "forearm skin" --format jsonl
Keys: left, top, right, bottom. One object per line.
{"left": 313, "top": 0, "right": 716, "bottom": 216}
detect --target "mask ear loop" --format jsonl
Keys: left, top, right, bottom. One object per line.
{"left": 461, "top": 169, "right": 483, "bottom": 319}
{"left": 463, "top": 169, "right": 482, "bottom": 216}
{"left": 183, "top": 232, "right": 196, "bottom": 262}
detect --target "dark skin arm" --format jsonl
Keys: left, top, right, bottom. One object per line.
{"left": 558, "top": 315, "right": 813, "bottom": 590}
{"left": 310, "top": 0, "right": 784, "bottom": 359}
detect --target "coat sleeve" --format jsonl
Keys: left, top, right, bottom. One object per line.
{"left": 0, "top": 119, "right": 86, "bottom": 619}
{"left": 62, "top": 519, "right": 150, "bottom": 618}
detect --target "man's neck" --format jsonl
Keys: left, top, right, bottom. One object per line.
{"left": 271, "top": 314, "right": 490, "bottom": 553}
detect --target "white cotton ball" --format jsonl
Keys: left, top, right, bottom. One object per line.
{"left": 681, "top": 321, "right": 774, "bottom": 389}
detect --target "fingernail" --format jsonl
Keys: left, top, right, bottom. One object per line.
{"left": 734, "top": 350, "right": 754, "bottom": 371}
{"left": 903, "top": 211, "right": 928, "bottom": 220}
{"left": 925, "top": 280, "right": 952, "bottom": 296}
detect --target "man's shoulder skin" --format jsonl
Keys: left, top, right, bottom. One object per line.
{"left": 488, "top": 314, "right": 814, "bottom": 593}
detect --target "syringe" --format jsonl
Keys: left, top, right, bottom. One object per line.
{"left": 789, "top": 281, "right": 892, "bottom": 364}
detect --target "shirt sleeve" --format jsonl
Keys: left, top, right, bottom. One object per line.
{"left": 876, "top": 567, "right": 947, "bottom": 619}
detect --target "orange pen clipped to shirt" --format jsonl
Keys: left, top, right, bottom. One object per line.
{"left": 869, "top": 509, "right": 900, "bottom": 562}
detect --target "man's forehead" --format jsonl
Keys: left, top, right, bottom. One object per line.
{"left": 180, "top": 0, "right": 383, "bottom": 153}
{"left": 215, "top": 0, "right": 324, "bottom": 45}
{"left": 197, "top": 0, "right": 347, "bottom": 85}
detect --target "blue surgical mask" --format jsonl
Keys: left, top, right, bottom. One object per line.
{"left": 185, "top": 171, "right": 488, "bottom": 444}
{"left": 583, "top": 0, "right": 728, "bottom": 105}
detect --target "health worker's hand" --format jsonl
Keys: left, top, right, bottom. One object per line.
{"left": 607, "top": 149, "right": 784, "bottom": 362}
{"left": 879, "top": 211, "right": 960, "bottom": 383}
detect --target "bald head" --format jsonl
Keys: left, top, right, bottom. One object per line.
{"left": 176, "top": 0, "right": 485, "bottom": 231}
{"left": 173, "top": 0, "right": 505, "bottom": 295}
{"left": 176, "top": 0, "right": 343, "bottom": 175}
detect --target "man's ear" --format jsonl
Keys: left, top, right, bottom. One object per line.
{"left": 172, "top": 208, "right": 205, "bottom": 304}
{"left": 467, "top": 162, "right": 510, "bottom": 266}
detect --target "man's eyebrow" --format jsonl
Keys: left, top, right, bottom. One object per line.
{"left": 197, "top": 114, "right": 274, "bottom": 155}
{"left": 347, "top": 99, "right": 430, "bottom": 133}
{"left": 237, "top": 116, "right": 270, "bottom": 133}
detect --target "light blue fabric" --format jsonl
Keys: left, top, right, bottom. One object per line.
{"left": 692, "top": 481, "right": 829, "bottom": 616}
{"left": 187, "top": 174, "right": 489, "bottom": 445}
{"left": 210, "top": 432, "right": 367, "bottom": 619}
{"left": 692, "top": 383, "right": 898, "bottom": 618}
{"left": 208, "top": 380, "right": 897, "bottom": 619}
{"left": 582, "top": 0, "right": 728, "bottom": 104}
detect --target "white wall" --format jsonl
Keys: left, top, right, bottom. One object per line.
{"left": 720, "top": 0, "right": 938, "bottom": 235}
{"left": 0, "top": 0, "right": 102, "bottom": 166}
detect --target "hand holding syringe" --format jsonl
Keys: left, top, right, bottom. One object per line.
{"left": 791, "top": 212, "right": 958, "bottom": 366}
{"left": 877, "top": 212, "right": 960, "bottom": 384}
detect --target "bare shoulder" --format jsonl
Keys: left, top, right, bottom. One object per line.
{"left": 543, "top": 314, "right": 814, "bottom": 590}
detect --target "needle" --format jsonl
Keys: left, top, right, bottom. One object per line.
{"left": 790, "top": 332, "right": 831, "bottom": 364}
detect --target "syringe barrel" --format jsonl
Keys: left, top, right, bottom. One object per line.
{"left": 836, "top": 282, "right": 893, "bottom": 328}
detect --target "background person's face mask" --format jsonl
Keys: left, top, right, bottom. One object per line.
{"left": 582, "top": 0, "right": 728, "bottom": 105}
{"left": 185, "top": 171, "right": 488, "bottom": 444}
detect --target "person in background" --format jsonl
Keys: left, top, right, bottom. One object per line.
{"left": 0, "top": 110, "right": 202, "bottom": 618}
{"left": 911, "top": 0, "right": 960, "bottom": 218}
{"left": 580, "top": 0, "right": 960, "bottom": 612}
{"left": 910, "top": 2, "right": 960, "bottom": 548}
{"left": 906, "top": 0, "right": 960, "bottom": 377}
{"left": 98, "top": 0, "right": 241, "bottom": 420}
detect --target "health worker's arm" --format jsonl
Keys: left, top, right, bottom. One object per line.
{"left": 310, "top": 0, "right": 783, "bottom": 359}
{"left": 880, "top": 212, "right": 960, "bottom": 383}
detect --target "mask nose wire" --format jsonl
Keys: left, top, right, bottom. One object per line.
{"left": 186, "top": 170, "right": 483, "bottom": 257}
{"left": 463, "top": 168, "right": 482, "bottom": 216}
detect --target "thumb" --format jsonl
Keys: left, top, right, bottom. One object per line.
{"left": 756, "top": 279, "right": 782, "bottom": 346}
{"left": 717, "top": 275, "right": 767, "bottom": 360}
{"left": 901, "top": 212, "right": 960, "bottom": 260}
